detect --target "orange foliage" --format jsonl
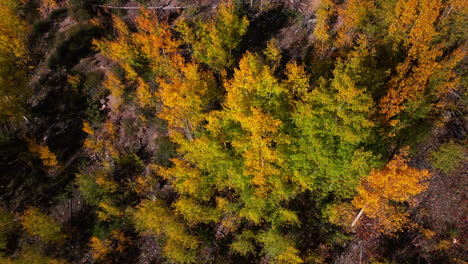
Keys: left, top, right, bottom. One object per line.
{"left": 27, "top": 139, "right": 59, "bottom": 168}
{"left": 93, "top": 15, "right": 139, "bottom": 80}
{"left": 133, "top": 9, "right": 183, "bottom": 76}
{"left": 82, "top": 121, "right": 94, "bottom": 135}
{"left": 380, "top": 0, "right": 444, "bottom": 125}
{"left": 157, "top": 62, "right": 216, "bottom": 142}
{"left": 90, "top": 236, "right": 111, "bottom": 260}
{"left": 352, "top": 147, "right": 432, "bottom": 233}
{"left": 313, "top": 0, "right": 335, "bottom": 44}
{"left": 335, "top": 0, "right": 374, "bottom": 48}
{"left": 94, "top": 10, "right": 182, "bottom": 81}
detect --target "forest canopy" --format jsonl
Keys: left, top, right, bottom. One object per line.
{"left": 0, "top": 0, "right": 466, "bottom": 263}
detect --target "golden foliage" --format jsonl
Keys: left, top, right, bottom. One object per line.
{"left": 157, "top": 62, "right": 216, "bottom": 142}
{"left": 82, "top": 121, "right": 94, "bottom": 135}
{"left": 27, "top": 139, "right": 59, "bottom": 168}
{"left": 335, "top": 0, "right": 375, "bottom": 48}
{"left": 185, "top": 1, "right": 249, "bottom": 71}
{"left": 352, "top": 147, "right": 432, "bottom": 233}
{"left": 90, "top": 236, "right": 112, "bottom": 261}
{"left": 277, "top": 246, "right": 304, "bottom": 264}
{"left": 135, "top": 78, "right": 154, "bottom": 108}
{"left": 380, "top": 0, "right": 444, "bottom": 125}
{"left": 133, "top": 199, "right": 199, "bottom": 263}
{"left": 94, "top": 10, "right": 182, "bottom": 80}
{"left": 313, "top": 0, "right": 335, "bottom": 44}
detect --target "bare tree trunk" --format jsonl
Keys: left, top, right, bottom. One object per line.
{"left": 351, "top": 204, "right": 367, "bottom": 228}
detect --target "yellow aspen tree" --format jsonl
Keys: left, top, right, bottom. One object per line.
{"left": 263, "top": 39, "right": 282, "bottom": 70}
{"left": 431, "top": 46, "right": 466, "bottom": 110}
{"left": 233, "top": 108, "right": 283, "bottom": 197}
{"left": 157, "top": 62, "right": 217, "bottom": 143}
{"left": 133, "top": 9, "right": 183, "bottom": 77}
{"left": 94, "top": 9, "right": 183, "bottom": 80}
{"left": 157, "top": 158, "right": 213, "bottom": 201}
{"left": 351, "top": 147, "right": 432, "bottom": 233}
{"left": 313, "top": 0, "right": 336, "bottom": 44}
{"left": 283, "top": 62, "right": 310, "bottom": 106}
{"left": 133, "top": 199, "right": 200, "bottom": 263}
{"left": 380, "top": 0, "right": 444, "bottom": 126}
{"left": 93, "top": 15, "right": 140, "bottom": 80}
{"left": 335, "top": 0, "right": 375, "bottom": 48}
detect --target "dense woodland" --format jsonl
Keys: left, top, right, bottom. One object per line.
{"left": 0, "top": 0, "right": 466, "bottom": 263}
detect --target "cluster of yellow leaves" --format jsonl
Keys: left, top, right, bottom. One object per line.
{"left": 263, "top": 39, "right": 281, "bottom": 69}
{"left": 224, "top": 52, "right": 283, "bottom": 114}
{"left": 380, "top": 0, "right": 444, "bottom": 126}
{"left": 135, "top": 78, "right": 153, "bottom": 108}
{"left": 335, "top": 0, "right": 374, "bottom": 48}
{"left": 97, "top": 199, "right": 122, "bottom": 222}
{"left": 235, "top": 108, "right": 283, "bottom": 196}
{"left": 157, "top": 62, "right": 217, "bottom": 142}
{"left": 0, "top": 0, "right": 28, "bottom": 61}
{"left": 277, "top": 246, "right": 304, "bottom": 264}
{"left": 95, "top": 169, "right": 118, "bottom": 193}
{"left": 133, "top": 199, "right": 199, "bottom": 263}
{"left": 89, "top": 230, "right": 131, "bottom": 260}
{"left": 352, "top": 147, "right": 432, "bottom": 233}
{"left": 82, "top": 121, "right": 94, "bottom": 135}
{"left": 67, "top": 74, "right": 80, "bottom": 90}
{"left": 27, "top": 139, "right": 59, "bottom": 168}
{"left": 82, "top": 121, "right": 119, "bottom": 158}
{"left": 93, "top": 16, "right": 140, "bottom": 80}
{"left": 180, "top": 1, "right": 249, "bottom": 71}
{"left": 432, "top": 46, "right": 466, "bottom": 110}
{"left": 313, "top": 0, "right": 335, "bottom": 45}
{"left": 20, "top": 207, "right": 65, "bottom": 243}
{"left": 133, "top": 9, "right": 183, "bottom": 76}
{"left": 94, "top": 9, "right": 184, "bottom": 113}
{"left": 158, "top": 158, "right": 208, "bottom": 200}
{"left": 173, "top": 197, "right": 220, "bottom": 225}
{"left": 90, "top": 236, "right": 112, "bottom": 260}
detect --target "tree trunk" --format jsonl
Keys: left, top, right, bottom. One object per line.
{"left": 351, "top": 204, "right": 367, "bottom": 228}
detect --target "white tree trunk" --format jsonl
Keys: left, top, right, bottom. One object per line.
{"left": 351, "top": 204, "right": 367, "bottom": 228}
